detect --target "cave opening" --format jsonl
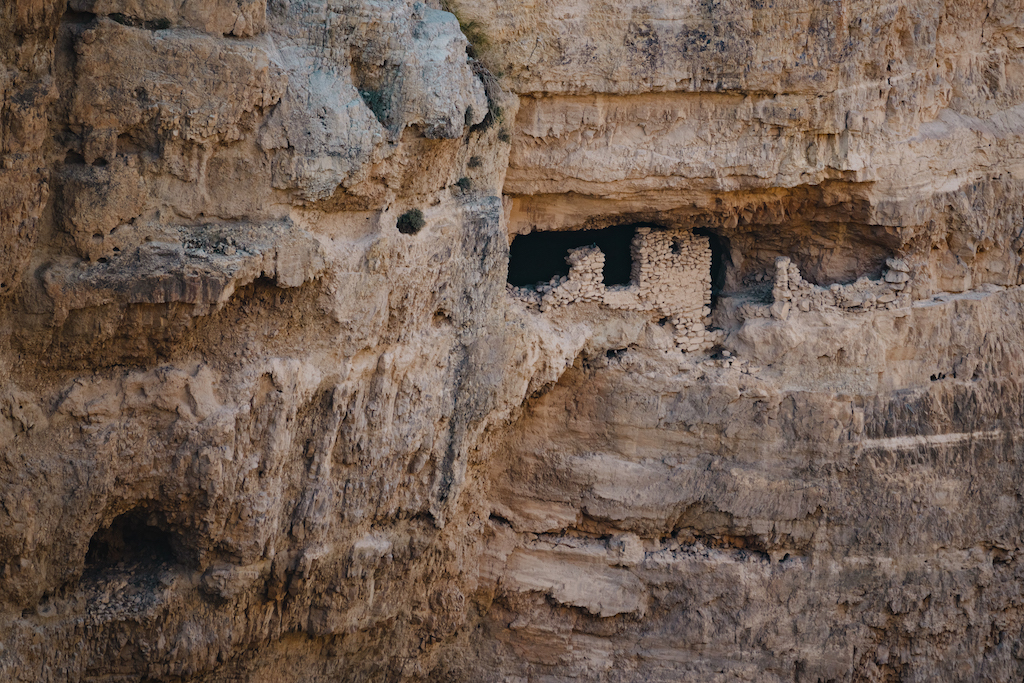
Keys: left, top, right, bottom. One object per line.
{"left": 508, "top": 225, "right": 635, "bottom": 288}
{"left": 84, "top": 507, "right": 182, "bottom": 573}
{"left": 694, "top": 228, "right": 730, "bottom": 308}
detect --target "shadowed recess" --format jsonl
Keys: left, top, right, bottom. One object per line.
{"left": 85, "top": 507, "right": 181, "bottom": 571}
{"left": 694, "top": 227, "right": 730, "bottom": 307}
{"left": 508, "top": 225, "right": 635, "bottom": 287}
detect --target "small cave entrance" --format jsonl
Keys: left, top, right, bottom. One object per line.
{"left": 694, "top": 228, "right": 730, "bottom": 309}
{"left": 84, "top": 507, "right": 184, "bottom": 575}
{"left": 508, "top": 225, "right": 635, "bottom": 288}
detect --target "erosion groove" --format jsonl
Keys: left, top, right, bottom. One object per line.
{"left": 2, "top": 0, "right": 1024, "bottom": 680}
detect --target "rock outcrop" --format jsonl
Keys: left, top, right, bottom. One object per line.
{"left": 2, "top": 0, "right": 1024, "bottom": 681}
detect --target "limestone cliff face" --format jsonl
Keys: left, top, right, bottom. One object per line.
{"left": 2, "top": 0, "right": 1024, "bottom": 681}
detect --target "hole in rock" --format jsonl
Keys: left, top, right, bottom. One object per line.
{"left": 488, "top": 513, "right": 512, "bottom": 528}
{"left": 508, "top": 225, "right": 634, "bottom": 288}
{"left": 62, "top": 9, "right": 96, "bottom": 25}
{"left": 107, "top": 13, "right": 168, "bottom": 29}
{"left": 64, "top": 150, "right": 86, "bottom": 165}
{"left": 358, "top": 88, "right": 390, "bottom": 125}
{"left": 84, "top": 507, "right": 183, "bottom": 574}
{"left": 143, "top": 18, "right": 171, "bottom": 30}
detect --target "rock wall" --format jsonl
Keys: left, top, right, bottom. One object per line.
{"left": 509, "top": 226, "right": 717, "bottom": 350}
{"left": 2, "top": 0, "right": 1024, "bottom": 681}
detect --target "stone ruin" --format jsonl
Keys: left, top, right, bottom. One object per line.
{"left": 508, "top": 226, "right": 723, "bottom": 352}
{"left": 739, "top": 255, "right": 914, "bottom": 321}
{"left": 508, "top": 224, "right": 919, "bottom": 350}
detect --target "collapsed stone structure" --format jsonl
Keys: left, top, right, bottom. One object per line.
{"left": 508, "top": 226, "right": 719, "bottom": 351}
{"left": 735, "top": 255, "right": 915, "bottom": 321}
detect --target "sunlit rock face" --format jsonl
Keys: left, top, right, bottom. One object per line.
{"left": 2, "top": 0, "right": 1024, "bottom": 680}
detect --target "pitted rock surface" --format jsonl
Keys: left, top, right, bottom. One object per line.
{"left": 2, "top": 0, "right": 1024, "bottom": 681}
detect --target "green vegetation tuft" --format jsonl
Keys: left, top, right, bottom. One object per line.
{"left": 458, "top": 19, "right": 489, "bottom": 57}
{"left": 471, "top": 97, "right": 502, "bottom": 133}
{"left": 397, "top": 209, "right": 426, "bottom": 235}
{"left": 441, "top": 1, "right": 489, "bottom": 58}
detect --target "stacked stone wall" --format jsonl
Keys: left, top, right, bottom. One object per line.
{"left": 508, "top": 227, "right": 719, "bottom": 352}
{"left": 739, "top": 256, "right": 913, "bottom": 320}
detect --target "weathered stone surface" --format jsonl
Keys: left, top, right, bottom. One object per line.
{"left": 0, "top": 0, "right": 62, "bottom": 296}
{"left": 475, "top": 286, "right": 1024, "bottom": 681}
{"left": 2, "top": 0, "right": 1024, "bottom": 680}
{"left": 71, "top": 0, "right": 268, "bottom": 37}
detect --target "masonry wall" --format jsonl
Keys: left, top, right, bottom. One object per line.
{"left": 737, "top": 256, "right": 914, "bottom": 321}
{"left": 508, "top": 227, "right": 717, "bottom": 352}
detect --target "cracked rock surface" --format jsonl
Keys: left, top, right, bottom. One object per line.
{"left": 3, "top": 0, "right": 1024, "bottom": 680}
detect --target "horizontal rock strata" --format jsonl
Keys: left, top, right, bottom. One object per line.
{"left": 2, "top": 0, "right": 1024, "bottom": 680}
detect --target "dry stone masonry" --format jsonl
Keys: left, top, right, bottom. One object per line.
{"left": 508, "top": 227, "right": 720, "bottom": 351}
{"left": 738, "top": 255, "right": 914, "bottom": 321}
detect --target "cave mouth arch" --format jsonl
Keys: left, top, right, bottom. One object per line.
{"left": 508, "top": 225, "right": 635, "bottom": 288}
{"left": 85, "top": 506, "right": 184, "bottom": 574}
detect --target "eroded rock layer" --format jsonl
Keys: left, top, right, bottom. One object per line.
{"left": 2, "top": 0, "right": 1024, "bottom": 680}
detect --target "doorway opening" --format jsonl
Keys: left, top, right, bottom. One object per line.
{"left": 694, "top": 228, "right": 730, "bottom": 309}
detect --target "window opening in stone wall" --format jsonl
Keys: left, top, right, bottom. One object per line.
{"left": 694, "top": 228, "right": 729, "bottom": 310}
{"left": 508, "top": 225, "right": 635, "bottom": 287}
